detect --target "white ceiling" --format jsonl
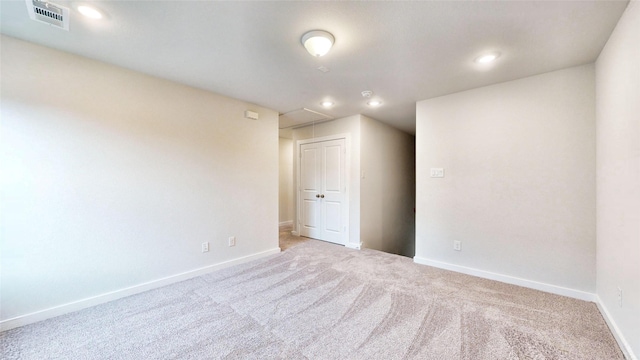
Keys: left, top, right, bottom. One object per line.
{"left": 0, "top": 0, "right": 629, "bottom": 134}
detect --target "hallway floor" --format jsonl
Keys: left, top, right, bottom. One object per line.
{"left": 279, "top": 224, "right": 309, "bottom": 251}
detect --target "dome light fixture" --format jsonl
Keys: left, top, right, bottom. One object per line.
{"left": 301, "top": 30, "right": 335, "bottom": 57}
{"left": 475, "top": 52, "right": 501, "bottom": 64}
{"left": 367, "top": 100, "right": 382, "bottom": 107}
{"left": 77, "top": 5, "right": 103, "bottom": 19}
{"left": 321, "top": 101, "right": 334, "bottom": 108}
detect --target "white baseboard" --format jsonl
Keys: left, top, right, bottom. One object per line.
{"left": 413, "top": 256, "right": 596, "bottom": 302}
{"left": 0, "top": 247, "right": 281, "bottom": 332}
{"left": 596, "top": 296, "right": 637, "bottom": 360}
{"left": 345, "top": 242, "right": 362, "bottom": 250}
{"left": 278, "top": 220, "right": 293, "bottom": 227}
{"left": 291, "top": 230, "right": 299, "bottom": 236}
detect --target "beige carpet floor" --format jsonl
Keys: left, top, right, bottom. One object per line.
{"left": 1, "top": 236, "right": 623, "bottom": 359}
{"left": 278, "top": 224, "right": 309, "bottom": 251}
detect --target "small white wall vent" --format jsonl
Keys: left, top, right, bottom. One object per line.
{"left": 244, "top": 110, "right": 259, "bottom": 120}
{"left": 25, "top": 0, "right": 70, "bottom": 31}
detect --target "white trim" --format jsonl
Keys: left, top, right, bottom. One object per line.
{"left": 0, "top": 248, "right": 281, "bottom": 332}
{"left": 596, "top": 296, "right": 637, "bottom": 360}
{"left": 413, "top": 256, "right": 596, "bottom": 302}
{"left": 345, "top": 242, "right": 362, "bottom": 250}
{"left": 291, "top": 230, "right": 300, "bottom": 236}
{"left": 278, "top": 220, "right": 293, "bottom": 227}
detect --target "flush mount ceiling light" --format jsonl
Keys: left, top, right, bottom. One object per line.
{"left": 367, "top": 100, "right": 382, "bottom": 107}
{"left": 301, "top": 30, "right": 335, "bottom": 57}
{"left": 475, "top": 52, "right": 501, "bottom": 64}
{"left": 77, "top": 5, "right": 103, "bottom": 19}
{"left": 321, "top": 101, "right": 334, "bottom": 108}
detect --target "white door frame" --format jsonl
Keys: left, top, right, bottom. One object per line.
{"left": 295, "top": 133, "right": 351, "bottom": 245}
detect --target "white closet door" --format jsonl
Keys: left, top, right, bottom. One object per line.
{"left": 299, "top": 138, "right": 346, "bottom": 245}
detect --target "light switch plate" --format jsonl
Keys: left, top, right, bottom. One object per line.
{"left": 430, "top": 168, "right": 444, "bottom": 178}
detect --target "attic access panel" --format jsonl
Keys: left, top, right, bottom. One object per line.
{"left": 279, "top": 108, "right": 333, "bottom": 129}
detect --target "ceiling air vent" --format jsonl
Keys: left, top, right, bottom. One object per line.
{"left": 25, "top": 0, "right": 70, "bottom": 31}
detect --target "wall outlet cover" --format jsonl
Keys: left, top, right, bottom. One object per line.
{"left": 453, "top": 240, "right": 462, "bottom": 251}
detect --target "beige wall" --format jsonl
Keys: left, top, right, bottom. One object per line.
{"left": 0, "top": 36, "right": 279, "bottom": 323}
{"left": 292, "top": 116, "right": 361, "bottom": 247}
{"left": 596, "top": 1, "right": 640, "bottom": 357}
{"left": 360, "top": 116, "right": 415, "bottom": 257}
{"left": 416, "top": 65, "right": 596, "bottom": 294}
{"left": 279, "top": 137, "right": 294, "bottom": 224}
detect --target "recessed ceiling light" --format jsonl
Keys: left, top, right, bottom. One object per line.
{"left": 321, "top": 101, "right": 334, "bottom": 108}
{"left": 77, "top": 5, "right": 103, "bottom": 19}
{"left": 367, "top": 100, "right": 382, "bottom": 106}
{"left": 475, "top": 52, "right": 500, "bottom": 64}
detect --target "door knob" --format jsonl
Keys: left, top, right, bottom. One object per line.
{"left": 316, "top": 194, "right": 320, "bottom": 198}
{"left": 320, "top": 194, "right": 325, "bottom": 198}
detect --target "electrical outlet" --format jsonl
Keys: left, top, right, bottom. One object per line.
{"left": 228, "top": 236, "right": 236, "bottom": 247}
{"left": 201, "top": 242, "right": 209, "bottom": 253}
{"left": 453, "top": 240, "right": 462, "bottom": 251}
{"left": 617, "top": 287, "right": 622, "bottom": 307}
